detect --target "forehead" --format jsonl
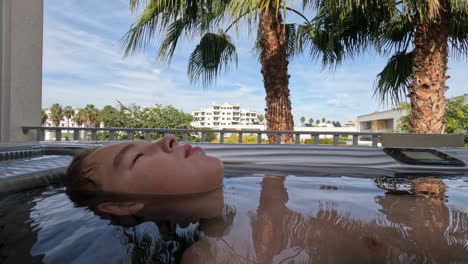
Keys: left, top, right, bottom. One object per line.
{"left": 85, "top": 142, "right": 134, "bottom": 170}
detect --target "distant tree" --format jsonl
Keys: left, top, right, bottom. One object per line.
{"left": 300, "top": 116, "right": 306, "bottom": 126}
{"left": 41, "top": 110, "right": 48, "bottom": 125}
{"left": 309, "top": 118, "right": 314, "bottom": 125}
{"left": 397, "top": 103, "right": 412, "bottom": 133}
{"left": 99, "top": 105, "right": 123, "bottom": 128}
{"left": 73, "top": 109, "right": 86, "bottom": 127}
{"left": 257, "top": 114, "right": 264, "bottom": 123}
{"left": 50, "top": 104, "right": 63, "bottom": 126}
{"left": 193, "top": 127, "right": 218, "bottom": 143}
{"left": 445, "top": 98, "right": 468, "bottom": 134}
{"left": 83, "top": 104, "right": 100, "bottom": 127}
{"left": 335, "top": 121, "right": 342, "bottom": 127}
{"left": 316, "top": 119, "right": 320, "bottom": 125}
{"left": 63, "top": 106, "right": 74, "bottom": 127}
{"left": 321, "top": 118, "right": 326, "bottom": 123}
{"left": 125, "top": 104, "right": 193, "bottom": 140}
{"left": 398, "top": 98, "right": 467, "bottom": 134}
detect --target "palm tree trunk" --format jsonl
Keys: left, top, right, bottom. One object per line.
{"left": 409, "top": 0, "right": 451, "bottom": 134}
{"left": 259, "top": 7, "right": 294, "bottom": 144}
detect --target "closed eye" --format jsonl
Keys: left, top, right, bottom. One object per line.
{"left": 132, "top": 153, "right": 143, "bottom": 166}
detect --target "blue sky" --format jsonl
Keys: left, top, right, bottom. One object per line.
{"left": 42, "top": 0, "right": 467, "bottom": 124}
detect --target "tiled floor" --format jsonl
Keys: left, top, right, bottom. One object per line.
{"left": 0, "top": 155, "right": 72, "bottom": 179}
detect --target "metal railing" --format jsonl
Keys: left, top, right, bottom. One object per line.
{"left": 23, "top": 126, "right": 383, "bottom": 147}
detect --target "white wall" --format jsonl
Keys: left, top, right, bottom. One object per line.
{"left": 0, "top": 0, "right": 43, "bottom": 142}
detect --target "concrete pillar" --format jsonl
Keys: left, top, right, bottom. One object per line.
{"left": 0, "top": 0, "right": 43, "bottom": 142}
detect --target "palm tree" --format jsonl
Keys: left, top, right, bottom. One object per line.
{"left": 41, "top": 110, "right": 48, "bottom": 125}
{"left": 309, "top": 118, "right": 314, "bottom": 125}
{"left": 49, "top": 104, "right": 63, "bottom": 126}
{"left": 304, "top": 0, "right": 468, "bottom": 133}
{"left": 73, "top": 109, "right": 86, "bottom": 127}
{"left": 83, "top": 104, "right": 100, "bottom": 128}
{"left": 257, "top": 114, "right": 265, "bottom": 124}
{"left": 63, "top": 106, "right": 75, "bottom": 128}
{"left": 300, "top": 116, "right": 306, "bottom": 126}
{"left": 123, "top": 1, "right": 312, "bottom": 143}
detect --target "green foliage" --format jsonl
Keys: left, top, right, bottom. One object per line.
{"left": 300, "top": 116, "right": 306, "bottom": 125}
{"left": 397, "top": 99, "right": 468, "bottom": 133}
{"left": 83, "top": 104, "right": 100, "bottom": 127}
{"left": 309, "top": 0, "right": 468, "bottom": 106}
{"left": 321, "top": 118, "right": 326, "bottom": 123}
{"left": 63, "top": 106, "right": 74, "bottom": 119}
{"left": 188, "top": 32, "right": 238, "bottom": 87}
{"left": 309, "top": 118, "right": 314, "bottom": 124}
{"left": 303, "top": 138, "right": 348, "bottom": 145}
{"left": 96, "top": 103, "right": 193, "bottom": 141}
{"left": 41, "top": 110, "right": 48, "bottom": 125}
{"left": 99, "top": 105, "right": 122, "bottom": 128}
{"left": 374, "top": 51, "right": 413, "bottom": 106}
{"left": 73, "top": 109, "right": 86, "bottom": 126}
{"left": 63, "top": 106, "right": 75, "bottom": 127}
{"left": 396, "top": 102, "right": 411, "bottom": 132}
{"left": 50, "top": 103, "right": 63, "bottom": 126}
{"left": 445, "top": 98, "right": 468, "bottom": 134}
{"left": 316, "top": 119, "right": 320, "bottom": 125}
{"left": 212, "top": 134, "right": 269, "bottom": 144}
{"left": 192, "top": 128, "right": 218, "bottom": 143}
{"left": 257, "top": 114, "right": 264, "bottom": 123}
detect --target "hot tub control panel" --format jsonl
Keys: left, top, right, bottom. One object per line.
{"left": 383, "top": 148, "right": 466, "bottom": 167}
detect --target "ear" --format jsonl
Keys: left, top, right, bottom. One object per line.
{"left": 97, "top": 202, "right": 144, "bottom": 216}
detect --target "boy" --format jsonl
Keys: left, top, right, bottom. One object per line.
{"left": 65, "top": 134, "right": 224, "bottom": 195}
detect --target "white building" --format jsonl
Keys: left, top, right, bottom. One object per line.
{"left": 191, "top": 103, "right": 260, "bottom": 129}
{"left": 344, "top": 120, "right": 357, "bottom": 128}
{"left": 357, "top": 94, "right": 467, "bottom": 133}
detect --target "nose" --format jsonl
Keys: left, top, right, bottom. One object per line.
{"left": 158, "top": 134, "right": 179, "bottom": 152}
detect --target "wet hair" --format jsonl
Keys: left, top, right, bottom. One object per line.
{"left": 64, "top": 148, "right": 101, "bottom": 192}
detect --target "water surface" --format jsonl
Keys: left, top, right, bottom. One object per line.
{"left": 1, "top": 173, "right": 468, "bottom": 263}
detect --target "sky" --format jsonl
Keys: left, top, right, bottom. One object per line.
{"left": 42, "top": 0, "right": 467, "bottom": 124}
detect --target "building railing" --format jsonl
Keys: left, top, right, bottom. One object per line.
{"left": 23, "top": 126, "right": 384, "bottom": 147}
{"left": 22, "top": 126, "right": 468, "bottom": 147}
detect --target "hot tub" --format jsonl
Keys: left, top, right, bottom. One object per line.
{"left": 1, "top": 142, "right": 467, "bottom": 263}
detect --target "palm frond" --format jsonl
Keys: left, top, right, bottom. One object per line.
{"left": 123, "top": 0, "right": 223, "bottom": 61}
{"left": 377, "top": 13, "right": 414, "bottom": 54}
{"left": 122, "top": 0, "right": 183, "bottom": 56}
{"left": 188, "top": 32, "right": 238, "bottom": 87}
{"left": 253, "top": 23, "right": 297, "bottom": 58}
{"left": 129, "top": 0, "right": 146, "bottom": 12}
{"left": 297, "top": 24, "right": 345, "bottom": 68}
{"left": 157, "top": 20, "right": 188, "bottom": 63}
{"left": 285, "top": 23, "right": 298, "bottom": 58}
{"left": 401, "top": 0, "right": 442, "bottom": 22}
{"left": 449, "top": 4, "right": 468, "bottom": 59}
{"left": 374, "top": 51, "right": 413, "bottom": 106}
{"left": 300, "top": 0, "right": 398, "bottom": 69}
{"left": 451, "top": 0, "right": 468, "bottom": 13}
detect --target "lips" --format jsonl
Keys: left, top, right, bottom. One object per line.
{"left": 184, "top": 144, "right": 202, "bottom": 158}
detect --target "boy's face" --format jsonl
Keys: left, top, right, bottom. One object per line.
{"left": 83, "top": 135, "right": 224, "bottom": 194}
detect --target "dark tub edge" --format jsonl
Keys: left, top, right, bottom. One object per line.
{"left": 0, "top": 167, "right": 66, "bottom": 198}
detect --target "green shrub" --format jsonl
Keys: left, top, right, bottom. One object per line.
{"left": 303, "top": 138, "right": 348, "bottom": 145}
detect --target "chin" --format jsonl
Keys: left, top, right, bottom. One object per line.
{"left": 207, "top": 156, "right": 224, "bottom": 187}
